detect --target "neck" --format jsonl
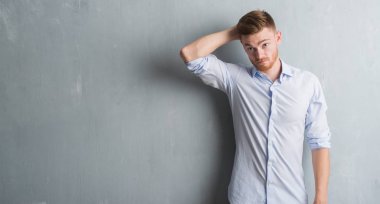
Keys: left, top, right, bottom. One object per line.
{"left": 261, "top": 57, "right": 281, "bottom": 82}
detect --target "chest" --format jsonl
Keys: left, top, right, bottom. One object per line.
{"left": 232, "top": 74, "right": 313, "bottom": 124}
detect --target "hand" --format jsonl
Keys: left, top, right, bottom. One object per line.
{"left": 228, "top": 25, "right": 240, "bottom": 40}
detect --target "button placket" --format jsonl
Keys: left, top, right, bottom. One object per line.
{"left": 266, "top": 85, "right": 277, "bottom": 200}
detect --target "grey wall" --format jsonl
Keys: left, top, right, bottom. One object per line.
{"left": 1, "top": 0, "right": 379, "bottom": 203}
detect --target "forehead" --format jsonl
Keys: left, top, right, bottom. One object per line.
{"left": 240, "top": 27, "right": 276, "bottom": 45}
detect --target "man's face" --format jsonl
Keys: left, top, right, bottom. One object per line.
{"left": 240, "top": 27, "right": 282, "bottom": 72}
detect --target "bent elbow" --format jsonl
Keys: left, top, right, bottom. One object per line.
{"left": 179, "top": 46, "right": 191, "bottom": 63}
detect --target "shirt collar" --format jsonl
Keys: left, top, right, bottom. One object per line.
{"left": 251, "top": 58, "right": 294, "bottom": 81}
{"left": 280, "top": 59, "right": 294, "bottom": 77}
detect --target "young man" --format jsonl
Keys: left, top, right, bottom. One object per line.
{"left": 179, "top": 10, "right": 331, "bottom": 204}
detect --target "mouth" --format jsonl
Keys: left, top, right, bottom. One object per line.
{"left": 256, "top": 59, "right": 268, "bottom": 64}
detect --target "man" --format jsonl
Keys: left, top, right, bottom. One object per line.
{"left": 179, "top": 10, "right": 331, "bottom": 204}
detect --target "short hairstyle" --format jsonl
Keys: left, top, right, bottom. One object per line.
{"left": 237, "top": 10, "right": 276, "bottom": 35}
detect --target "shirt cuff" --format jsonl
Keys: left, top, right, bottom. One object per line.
{"left": 308, "top": 136, "right": 331, "bottom": 150}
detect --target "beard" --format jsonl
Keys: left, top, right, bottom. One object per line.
{"left": 251, "top": 49, "right": 279, "bottom": 71}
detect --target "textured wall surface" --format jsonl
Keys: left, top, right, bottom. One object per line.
{"left": 1, "top": 0, "right": 379, "bottom": 203}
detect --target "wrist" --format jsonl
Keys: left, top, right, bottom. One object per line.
{"left": 227, "top": 25, "right": 240, "bottom": 40}
{"left": 315, "top": 188, "right": 328, "bottom": 196}
{"left": 314, "top": 192, "right": 328, "bottom": 204}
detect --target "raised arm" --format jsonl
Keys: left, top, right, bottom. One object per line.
{"left": 179, "top": 25, "right": 240, "bottom": 63}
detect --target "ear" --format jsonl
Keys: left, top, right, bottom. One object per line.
{"left": 276, "top": 31, "right": 282, "bottom": 45}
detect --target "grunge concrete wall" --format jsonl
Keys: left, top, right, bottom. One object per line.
{"left": 0, "top": 0, "right": 379, "bottom": 203}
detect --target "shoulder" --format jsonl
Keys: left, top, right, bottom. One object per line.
{"left": 284, "top": 62, "right": 320, "bottom": 84}
{"left": 207, "top": 54, "right": 248, "bottom": 74}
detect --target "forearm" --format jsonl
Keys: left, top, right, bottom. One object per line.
{"left": 180, "top": 25, "right": 239, "bottom": 63}
{"left": 312, "top": 148, "right": 330, "bottom": 203}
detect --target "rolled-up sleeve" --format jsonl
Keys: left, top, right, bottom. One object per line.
{"left": 185, "top": 54, "right": 232, "bottom": 93}
{"left": 305, "top": 77, "right": 331, "bottom": 150}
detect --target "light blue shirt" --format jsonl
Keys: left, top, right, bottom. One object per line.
{"left": 185, "top": 54, "right": 331, "bottom": 204}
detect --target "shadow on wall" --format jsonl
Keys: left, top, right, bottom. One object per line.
{"left": 145, "top": 50, "right": 236, "bottom": 204}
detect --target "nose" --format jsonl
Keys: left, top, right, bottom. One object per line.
{"left": 254, "top": 48, "right": 265, "bottom": 60}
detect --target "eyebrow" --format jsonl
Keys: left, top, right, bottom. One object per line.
{"left": 244, "top": 39, "right": 271, "bottom": 46}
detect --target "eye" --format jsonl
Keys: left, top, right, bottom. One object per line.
{"left": 263, "top": 43, "right": 269, "bottom": 48}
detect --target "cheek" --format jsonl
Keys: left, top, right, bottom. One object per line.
{"left": 245, "top": 51, "right": 255, "bottom": 58}
{"left": 267, "top": 47, "right": 277, "bottom": 58}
